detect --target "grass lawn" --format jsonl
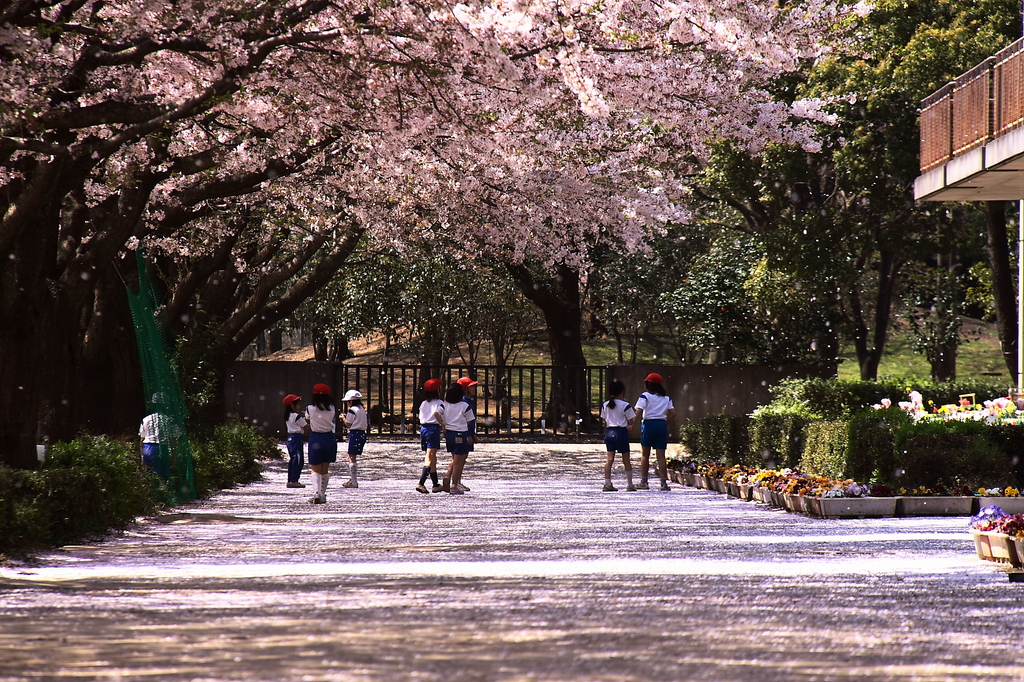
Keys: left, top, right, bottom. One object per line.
{"left": 270, "top": 318, "right": 1013, "bottom": 384}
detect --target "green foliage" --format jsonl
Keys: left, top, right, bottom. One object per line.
{"left": 748, "top": 405, "right": 813, "bottom": 469}
{"left": 893, "top": 420, "right": 1012, "bottom": 490}
{"left": 0, "top": 436, "right": 157, "bottom": 555}
{"left": 770, "top": 377, "right": 1009, "bottom": 419}
{"left": 0, "top": 423, "right": 274, "bottom": 556}
{"left": 679, "top": 415, "right": 751, "bottom": 466}
{"left": 800, "top": 420, "right": 850, "bottom": 479}
{"left": 659, "top": 234, "right": 825, "bottom": 365}
{"left": 190, "top": 419, "right": 274, "bottom": 496}
{"left": 986, "top": 424, "right": 1024, "bottom": 486}
{"left": 845, "top": 408, "right": 910, "bottom": 483}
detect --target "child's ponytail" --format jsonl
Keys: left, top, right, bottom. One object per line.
{"left": 607, "top": 379, "right": 626, "bottom": 409}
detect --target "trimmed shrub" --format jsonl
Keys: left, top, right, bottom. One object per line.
{"left": 800, "top": 420, "right": 849, "bottom": 479}
{"left": 893, "top": 420, "right": 1013, "bottom": 490}
{"left": 986, "top": 423, "right": 1024, "bottom": 487}
{"left": 0, "top": 436, "right": 157, "bottom": 555}
{"left": 845, "top": 407, "right": 910, "bottom": 484}
{"left": 770, "top": 377, "right": 1008, "bottom": 419}
{"left": 679, "top": 415, "right": 751, "bottom": 465}
{"left": 191, "top": 418, "right": 274, "bottom": 496}
{"left": 749, "top": 403, "right": 815, "bottom": 469}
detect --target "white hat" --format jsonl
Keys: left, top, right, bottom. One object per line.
{"left": 341, "top": 389, "right": 363, "bottom": 402}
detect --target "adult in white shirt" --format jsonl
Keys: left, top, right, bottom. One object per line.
{"left": 633, "top": 372, "right": 676, "bottom": 491}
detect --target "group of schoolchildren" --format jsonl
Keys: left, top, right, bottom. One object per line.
{"left": 282, "top": 376, "right": 479, "bottom": 503}
{"left": 281, "top": 372, "right": 675, "bottom": 501}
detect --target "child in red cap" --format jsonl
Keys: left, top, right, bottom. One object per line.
{"left": 282, "top": 394, "right": 307, "bottom": 489}
{"left": 634, "top": 373, "right": 675, "bottom": 491}
{"left": 306, "top": 383, "right": 337, "bottom": 503}
{"left": 416, "top": 378, "right": 444, "bottom": 493}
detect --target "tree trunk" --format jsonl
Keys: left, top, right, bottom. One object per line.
{"left": 314, "top": 338, "right": 329, "bottom": 362}
{"left": 268, "top": 329, "right": 283, "bottom": 354}
{"left": 506, "top": 262, "right": 592, "bottom": 431}
{"left": 848, "top": 248, "right": 902, "bottom": 381}
{"left": 987, "top": 201, "right": 1018, "bottom": 380}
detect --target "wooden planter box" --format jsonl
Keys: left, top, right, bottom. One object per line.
{"left": 751, "top": 487, "right": 771, "bottom": 504}
{"left": 896, "top": 496, "right": 974, "bottom": 516}
{"left": 811, "top": 497, "right": 898, "bottom": 519}
{"left": 713, "top": 479, "right": 728, "bottom": 494}
{"left": 726, "top": 481, "right": 741, "bottom": 498}
{"left": 737, "top": 484, "right": 752, "bottom": 501}
{"left": 973, "top": 497, "right": 1024, "bottom": 515}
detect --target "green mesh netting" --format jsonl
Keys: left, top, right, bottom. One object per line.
{"left": 127, "top": 250, "right": 196, "bottom": 503}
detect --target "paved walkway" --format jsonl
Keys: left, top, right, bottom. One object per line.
{"left": 2, "top": 442, "right": 1024, "bottom": 681}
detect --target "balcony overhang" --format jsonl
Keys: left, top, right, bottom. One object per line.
{"left": 916, "top": 126, "right": 1024, "bottom": 201}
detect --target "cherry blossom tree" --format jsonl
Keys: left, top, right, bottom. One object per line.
{"left": 1, "top": 0, "right": 845, "bottom": 467}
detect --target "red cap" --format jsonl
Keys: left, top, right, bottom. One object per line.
{"left": 282, "top": 394, "right": 302, "bottom": 406}
{"left": 313, "top": 383, "right": 331, "bottom": 395}
{"left": 457, "top": 376, "right": 479, "bottom": 388}
{"left": 423, "top": 378, "right": 442, "bottom": 392}
{"left": 645, "top": 373, "right": 663, "bottom": 384}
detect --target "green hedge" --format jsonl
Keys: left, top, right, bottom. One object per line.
{"left": 770, "top": 378, "right": 1009, "bottom": 419}
{"left": 749, "top": 409, "right": 812, "bottom": 469}
{"left": 800, "top": 421, "right": 849, "bottom": 479}
{"left": 0, "top": 420, "right": 277, "bottom": 557}
{"left": 679, "top": 415, "right": 751, "bottom": 465}
{"left": 893, "top": 420, "right": 1013, "bottom": 490}
{"left": 191, "top": 419, "right": 270, "bottom": 496}
{"left": 0, "top": 436, "right": 156, "bottom": 554}
{"left": 684, "top": 406, "right": 1021, "bottom": 490}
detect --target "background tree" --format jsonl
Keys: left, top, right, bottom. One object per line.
{"left": 1, "top": 0, "right": 846, "bottom": 466}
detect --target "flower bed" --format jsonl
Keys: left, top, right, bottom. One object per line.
{"left": 668, "top": 458, "right": 1018, "bottom": 519}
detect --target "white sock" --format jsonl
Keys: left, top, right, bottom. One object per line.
{"left": 322, "top": 472, "right": 330, "bottom": 494}
{"left": 605, "top": 476, "right": 612, "bottom": 484}
{"left": 349, "top": 462, "right": 357, "bottom": 482}
{"left": 626, "top": 470, "right": 634, "bottom": 486}
{"left": 312, "top": 472, "right": 322, "bottom": 495}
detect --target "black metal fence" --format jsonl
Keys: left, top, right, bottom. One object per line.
{"left": 225, "top": 362, "right": 608, "bottom": 438}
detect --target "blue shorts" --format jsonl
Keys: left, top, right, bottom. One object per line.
{"left": 604, "top": 426, "right": 630, "bottom": 453}
{"left": 640, "top": 420, "right": 669, "bottom": 449}
{"left": 347, "top": 429, "right": 366, "bottom": 457}
{"left": 308, "top": 431, "right": 338, "bottom": 465}
{"left": 420, "top": 423, "right": 441, "bottom": 450}
{"left": 141, "top": 442, "right": 169, "bottom": 478}
{"left": 445, "top": 430, "right": 472, "bottom": 456}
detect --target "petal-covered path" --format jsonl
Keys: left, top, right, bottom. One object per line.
{"left": 2, "top": 442, "right": 1024, "bottom": 681}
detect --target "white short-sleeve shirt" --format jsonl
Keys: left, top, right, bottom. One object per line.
{"left": 635, "top": 392, "right": 673, "bottom": 421}
{"left": 600, "top": 398, "right": 635, "bottom": 428}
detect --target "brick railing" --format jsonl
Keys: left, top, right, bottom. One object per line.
{"left": 919, "top": 38, "right": 1024, "bottom": 173}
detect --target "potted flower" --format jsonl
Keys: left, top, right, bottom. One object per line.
{"left": 973, "top": 486, "right": 1024, "bottom": 515}
{"left": 968, "top": 505, "right": 1021, "bottom": 565}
